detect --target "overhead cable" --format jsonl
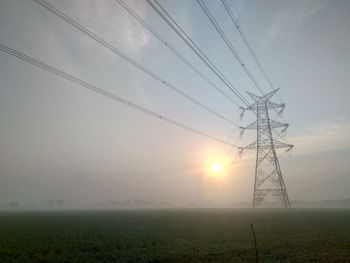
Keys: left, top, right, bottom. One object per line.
{"left": 32, "top": 0, "right": 238, "bottom": 126}
{"left": 0, "top": 43, "right": 239, "bottom": 147}
{"left": 115, "top": 0, "right": 240, "bottom": 107}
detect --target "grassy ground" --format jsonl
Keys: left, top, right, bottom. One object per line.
{"left": 0, "top": 209, "right": 349, "bottom": 262}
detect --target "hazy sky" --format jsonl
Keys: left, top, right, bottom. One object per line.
{"left": 0, "top": 0, "right": 349, "bottom": 208}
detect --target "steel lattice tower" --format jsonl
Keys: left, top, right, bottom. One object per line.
{"left": 239, "top": 89, "right": 293, "bottom": 208}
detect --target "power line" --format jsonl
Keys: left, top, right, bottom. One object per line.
{"left": 151, "top": 3, "right": 290, "bottom": 149}
{"left": 32, "top": 0, "right": 238, "bottom": 127}
{"left": 219, "top": 0, "right": 288, "bottom": 131}
{"left": 221, "top": 0, "right": 283, "bottom": 102}
{"left": 146, "top": 0, "right": 286, "bottom": 151}
{"left": 0, "top": 43, "right": 239, "bottom": 147}
{"left": 221, "top": 125, "right": 237, "bottom": 152}
{"left": 196, "top": 0, "right": 264, "bottom": 95}
{"left": 196, "top": 0, "right": 289, "bottom": 143}
{"left": 146, "top": 0, "right": 251, "bottom": 107}
{"left": 147, "top": 0, "right": 286, "bottom": 150}
{"left": 114, "top": 0, "right": 240, "bottom": 107}
{"left": 151, "top": 0, "right": 287, "bottom": 145}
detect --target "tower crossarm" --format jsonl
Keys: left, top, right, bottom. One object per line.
{"left": 239, "top": 140, "right": 258, "bottom": 151}
{"left": 247, "top": 88, "right": 280, "bottom": 102}
{"left": 266, "top": 101, "right": 285, "bottom": 110}
{"left": 239, "top": 140, "right": 293, "bottom": 156}
{"left": 240, "top": 120, "right": 257, "bottom": 130}
{"left": 240, "top": 102, "right": 256, "bottom": 111}
{"left": 239, "top": 102, "right": 256, "bottom": 119}
{"left": 269, "top": 120, "right": 289, "bottom": 129}
{"left": 241, "top": 120, "right": 288, "bottom": 130}
{"left": 272, "top": 140, "right": 294, "bottom": 150}
{"left": 241, "top": 101, "right": 285, "bottom": 118}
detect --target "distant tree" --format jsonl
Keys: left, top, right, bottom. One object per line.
{"left": 47, "top": 199, "right": 64, "bottom": 208}
{"left": 206, "top": 200, "right": 216, "bottom": 207}
{"left": 186, "top": 202, "right": 198, "bottom": 207}
{"left": 144, "top": 200, "right": 155, "bottom": 207}
{"left": 106, "top": 200, "right": 118, "bottom": 207}
{"left": 122, "top": 199, "right": 132, "bottom": 207}
{"left": 55, "top": 200, "right": 64, "bottom": 206}
{"left": 8, "top": 201, "right": 19, "bottom": 208}
{"left": 134, "top": 199, "right": 143, "bottom": 207}
{"left": 159, "top": 201, "right": 173, "bottom": 207}
{"left": 48, "top": 199, "right": 55, "bottom": 207}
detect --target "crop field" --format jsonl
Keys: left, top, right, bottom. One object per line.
{"left": 0, "top": 209, "right": 349, "bottom": 262}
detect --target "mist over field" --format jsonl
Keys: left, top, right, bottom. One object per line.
{"left": 1, "top": 0, "right": 350, "bottom": 210}
{"left": 0, "top": 0, "right": 350, "bottom": 261}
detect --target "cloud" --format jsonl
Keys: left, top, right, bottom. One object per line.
{"left": 261, "top": 0, "right": 331, "bottom": 49}
{"left": 68, "top": 0, "right": 152, "bottom": 54}
{"left": 289, "top": 119, "right": 350, "bottom": 156}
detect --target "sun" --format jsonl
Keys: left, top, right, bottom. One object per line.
{"left": 211, "top": 162, "right": 223, "bottom": 174}
{"left": 203, "top": 153, "right": 231, "bottom": 178}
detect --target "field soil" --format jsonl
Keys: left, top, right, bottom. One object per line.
{"left": 0, "top": 209, "right": 349, "bottom": 262}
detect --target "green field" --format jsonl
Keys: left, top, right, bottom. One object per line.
{"left": 0, "top": 209, "right": 349, "bottom": 262}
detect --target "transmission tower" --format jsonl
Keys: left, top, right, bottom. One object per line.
{"left": 239, "top": 89, "right": 293, "bottom": 208}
